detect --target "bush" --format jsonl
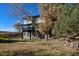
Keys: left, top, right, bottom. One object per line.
{"left": 52, "top": 4, "right": 79, "bottom": 37}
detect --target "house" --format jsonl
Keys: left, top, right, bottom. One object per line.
{"left": 21, "top": 15, "right": 43, "bottom": 39}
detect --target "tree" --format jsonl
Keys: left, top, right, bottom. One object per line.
{"left": 14, "top": 22, "right": 21, "bottom": 32}
{"left": 10, "top": 4, "right": 32, "bottom": 16}
{"left": 39, "top": 3, "right": 62, "bottom": 39}
{"left": 10, "top": 4, "right": 33, "bottom": 31}
{"left": 52, "top": 4, "right": 79, "bottom": 37}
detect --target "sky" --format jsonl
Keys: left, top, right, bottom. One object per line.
{"left": 0, "top": 3, "right": 40, "bottom": 32}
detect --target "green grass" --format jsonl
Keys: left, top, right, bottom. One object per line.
{"left": 0, "top": 36, "right": 9, "bottom": 40}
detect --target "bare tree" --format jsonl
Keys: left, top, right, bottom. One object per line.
{"left": 10, "top": 4, "right": 32, "bottom": 16}
{"left": 14, "top": 22, "right": 21, "bottom": 32}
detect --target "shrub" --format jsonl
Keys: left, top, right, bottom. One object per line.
{"left": 52, "top": 4, "right": 79, "bottom": 37}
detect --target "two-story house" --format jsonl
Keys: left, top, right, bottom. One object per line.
{"left": 21, "top": 15, "right": 43, "bottom": 39}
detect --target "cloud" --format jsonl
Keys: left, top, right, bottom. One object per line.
{"left": 0, "top": 27, "right": 17, "bottom": 32}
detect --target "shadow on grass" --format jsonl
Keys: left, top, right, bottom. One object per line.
{"left": 0, "top": 39, "right": 43, "bottom": 43}
{"left": 0, "top": 40, "right": 20, "bottom": 43}
{"left": 0, "top": 40, "right": 26, "bottom": 43}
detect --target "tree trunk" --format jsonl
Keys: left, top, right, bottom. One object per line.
{"left": 49, "top": 28, "right": 52, "bottom": 38}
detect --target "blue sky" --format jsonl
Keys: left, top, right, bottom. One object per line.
{"left": 0, "top": 3, "right": 40, "bottom": 32}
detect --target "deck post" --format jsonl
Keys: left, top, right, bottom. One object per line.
{"left": 21, "top": 28, "right": 23, "bottom": 39}
{"left": 29, "top": 31, "right": 31, "bottom": 39}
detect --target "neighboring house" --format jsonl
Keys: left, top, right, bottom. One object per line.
{"left": 21, "top": 15, "right": 43, "bottom": 39}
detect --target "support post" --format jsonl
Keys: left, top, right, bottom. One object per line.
{"left": 21, "top": 28, "right": 23, "bottom": 39}
{"left": 29, "top": 32, "right": 31, "bottom": 39}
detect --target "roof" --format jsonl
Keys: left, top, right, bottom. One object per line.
{"left": 23, "top": 15, "right": 40, "bottom": 19}
{"left": 21, "top": 24, "right": 32, "bottom": 27}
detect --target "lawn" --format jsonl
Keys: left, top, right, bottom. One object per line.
{"left": 0, "top": 39, "right": 79, "bottom": 56}
{"left": 0, "top": 36, "right": 9, "bottom": 40}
